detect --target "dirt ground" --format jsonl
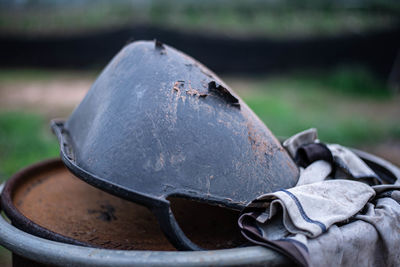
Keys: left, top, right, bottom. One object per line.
{"left": 0, "top": 78, "right": 91, "bottom": 118}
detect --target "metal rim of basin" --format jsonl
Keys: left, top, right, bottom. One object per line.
{"left": 0, "top": 183, "right": 290, "bottom": 266}
{"left": 0, "top": 159, "right": 96, "bottom": 248}
{"left": 0, "top": 158, "right": 245, "bottom": 251}
{"left": 0, "top": 161, "right": 291, "bottom": 267}
{"left": 0, "top": 148, "right": 398, "bottom": 266}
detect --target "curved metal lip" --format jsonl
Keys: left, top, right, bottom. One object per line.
{"left": 0, "top": 158, "right": 207, "bottom": 251}
{"left": 0, "top": 183, "right": 292, "bottom": 267}
{"left": 52, "top": 120, "right": 253, "bottom": 251}
{"left": 51, "top": 120, "right": 246, "bottom": 211}
{"left": 1, "top": 158, "right": 96, "bottom": 248}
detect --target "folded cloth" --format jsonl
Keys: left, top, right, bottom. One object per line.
{"left": 295, "top": 143, "right": 333, "bottom": 168}
{"left": 296, "top": 160, "right": 332, "bottom": 186}
{"left": 283, "top": 128, "right": 318, "bottom": 158}
{"left": 244, "top": 179, "right": 375, "bottom": 238}
{"left": 239, "top": 129, "right": 400, "bottom": 267}
{"left": 305, "top": 186, "right": 400, "bottom": 267}
{"left": 283, "top": 128, "right": 380, "bottom": 183}
{"left": 328, "top": 144, "right": 381, "bottom": 183}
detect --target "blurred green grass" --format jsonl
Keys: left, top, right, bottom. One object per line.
{"left": 0, "top": 112, "right": 58, "bottom": 180}
{"left": 243, "top": 90, "right": 399, "bottom": 145}
{"left": 0, "top": 112, "right": 58, "bottom": 265}
{"left": 1, "top": 1, "right": 399, "bottom": 37}
{"left": 232, "top": 68, "right": 399, "bottom": 145}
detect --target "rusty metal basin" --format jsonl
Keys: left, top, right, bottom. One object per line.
{"left": 0, "top": 160, "right": 292, "bottom": 267}
{"left": 1, "top": 159, "right": 245, "bottom": 251}
{"left": 0, "top": 147, "right": 398, "bottom": 266}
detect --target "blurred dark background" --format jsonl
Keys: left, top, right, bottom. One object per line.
{"left": 1, "top": 0, "right": 400, "bottom": 78}
{"left": 0, "top": 1, "right": 400, "bottom": 265}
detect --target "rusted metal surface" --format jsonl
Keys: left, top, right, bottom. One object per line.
{"left": 0, "top": 170, "right": 290, "bottom": 267}
{"left": 51, "top": 40, "right": 299, "bottom": 250}
{"left": 0, "top": 149, "right": 398, "bottom": 266}
{"left": 1, "top": 159, "right": 244, "bottom": 251}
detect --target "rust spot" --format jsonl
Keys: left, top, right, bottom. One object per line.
{"left": 173, "top": 81, "right": 184, "bottom": 94}
{"left": 186, "top": 89, "right": 199, "bottom": 96}
{"left": 173, "top": 81, "right": 208, "bottom": 98}
{"left": 246, "top": 120, "right": 277, "bottom": 163}
{"left": 11, "top": 162, "right": 176, "bottom": 250}
{"left": 208, "top": 81, "right": 240, "bottom": 109}
{"left": 186, "top": 84, "right": 208, "bottom": 98}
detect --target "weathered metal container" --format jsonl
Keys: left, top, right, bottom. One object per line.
{"left": 0, "top": 158, "right": 291, "bottom": 266}
{"left": 51, "top": 40, "right": 300, "bottom": 250}
{"left": 0, "top": 148, "right": 398, "bottom": 266}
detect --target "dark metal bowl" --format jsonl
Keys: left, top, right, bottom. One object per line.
{"left": 51, "top": 40, "right": 299, "bottom": 250}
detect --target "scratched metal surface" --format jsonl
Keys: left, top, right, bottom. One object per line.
{"left": 56, "top": 40, "right": 299, "bottom": 210}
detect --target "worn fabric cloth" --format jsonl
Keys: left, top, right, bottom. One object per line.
{"left": 283, "top": 128, "right": 380, "bottom": 183}
{"left": 239, "top": 129, "right": 400, "bottom": 267}
{"left": 295, "top": 143, "right": 333, "bottom": 168}
{"left": 283, "top": 128, "right": 318, "bottom": 158}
